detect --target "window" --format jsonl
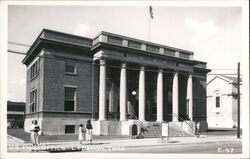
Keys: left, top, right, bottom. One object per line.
{"left": 107, "top": 36, "right": 123, "bottom": 45}
{"left": 65, "top": 63, "right": 76, "bottom": 74}
{"left": 30, "top": 89, "right": 37, "bottom": 113}
{"left": 30, "top": 61, "right": 38, "bottom": 80}
{"left": 179, "top": 52, "right": 190, "bottom": 59}
{"left": 146, "top": 45, "right": 159, "bottom": 53}
{"left": 64, "top": 87, "right": 76, "bottom": 111}
{"left": 193, "top": 99, "right": 197, "bottom": 116}
{"left": 164, "top": 48, "right": 175, "bottom": 56}
{"left": 65, "top": 125, "right": 75, "bottom": 133}
{"left": 216, "top": 96, "right": 220, "bottom": 108}
{"left": 128, "top": 41, "right": 141, "bottom": 49}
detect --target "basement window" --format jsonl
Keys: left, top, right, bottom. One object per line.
{"left": 65, "top": 125, "right": 75, "bottom": 133}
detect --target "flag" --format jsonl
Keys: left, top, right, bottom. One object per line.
{"left": 149, "top": 5, "right": 153, "bottom": 19}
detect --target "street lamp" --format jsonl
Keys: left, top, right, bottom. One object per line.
{"left": 132, "top": 91, "right": 136, "bottom": 96}
{"left": 131, "top": 91, "right": 136, "bottom": 119}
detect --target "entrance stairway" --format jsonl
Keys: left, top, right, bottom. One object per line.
{"left": 142, "top": 114, "right": 196, "bottom": 138}
{"left": 142, "top": 122, "right": 162, "bottom": 138}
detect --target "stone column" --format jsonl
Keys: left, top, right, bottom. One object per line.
{"left": 119, "top": 62, "right": 127, "bottom": 121}
{"left": 187, "top": 74, "right": 193, "bottom": 121}
{"left": 172, "top": 72, "right": 179, "bottom": 121}
{"left": 156, "top": 69, "right": 163, "bottom": 122}
{"left": 109, "top": 83, "right": 115, "bottom": 112}
{"left": 139, "top": 66, "right": 145, "bottom": 121}
{"left": 99, "top": 59, "right": 106, "bottom": 120}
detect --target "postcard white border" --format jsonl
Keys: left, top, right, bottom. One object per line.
{"left": 0, "top": 0, "right": 249, "bottom": 159}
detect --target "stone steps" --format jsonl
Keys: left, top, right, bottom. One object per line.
{"left": 143, "top": 121, "right": 195, "bottom": 138}
{"left": 143, "top": 122, "right": 162, "bottom": 138}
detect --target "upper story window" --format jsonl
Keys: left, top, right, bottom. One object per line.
{"left": 64, "top": 87, "right": 76, "bottom": 111}
{"left": 146, "top": 45, "right": 159, "bottom": 53}
{"left": 216, "top": 96, "right": 220, "bottom": 108}
{"left": 179, "top": 52, "right": 190, "bottom": 59}
{"left": 30, "top": 89, "right": 37, "bottom": 113}
{"left": 128, "top": 41, "right": 141, "bottom": 49}
{"left": 164, "top": 48, "right": 175, "bottom": 56}
{"left": 214, "top": 91, "right": 222, "bottom": 110}
{"left": 107, "top": 36, "right": 123, "bottom": 45}
{"left": 65, "top": 63, "right": 77, "bottom": 75}
{"left": 30, "top": 61, "right": 38, "bottom": 80}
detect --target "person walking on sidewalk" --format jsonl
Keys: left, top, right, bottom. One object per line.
{"left": 30, "top": 120, "right": 40, "bottom": 151}
{"left": 196, "top": 121, "right": 201, "bottom": 138}
{"left": 78, "top": 124, "right": 85, "bottom": 144}
{"left": 85, "top": 120, "right": 93, "bottom": 145}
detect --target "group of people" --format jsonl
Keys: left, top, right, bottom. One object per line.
{"left": 30, "top": 119, "right": 93, "bottom": 151}
{"left": 78, "top": 119, "right": 93, "bottom": 145}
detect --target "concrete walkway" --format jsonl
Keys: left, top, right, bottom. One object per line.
{"left": 7, "top": 135, "right": 242, "bottom": 153}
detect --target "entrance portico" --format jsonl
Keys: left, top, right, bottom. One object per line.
{"left": 95, "top": 58, "right": 194, "bottom": 123}
{"left": 91, "top": 31, "right": 210, "bottom": 135}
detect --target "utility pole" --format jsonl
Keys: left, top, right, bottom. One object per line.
{"left": 237, "top": 62, "right": 240, "bottom": 138}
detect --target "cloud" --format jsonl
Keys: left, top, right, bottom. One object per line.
{"left": 185, "top": 19, "right": 222, "bottom": 35}
{"left": 73, "top": 23, "right": 90, "bottom": 36}
{"left": 185, "top": 18, "right": 224, "bottom": 46}
{"left": 184, "top": 18, "right": 241, "bottom": 70}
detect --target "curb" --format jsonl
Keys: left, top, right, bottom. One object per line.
{"left": 23, "top": 138, "right": 241, "bottom": 147}
{"left": 8, "top": 135, "right": 241, "bottom": 147}
{"left": 123, "top": 140, "right": 242, "bottom": 149}
{"left": 8, "top": 134, "right": 26, "bottom": 143}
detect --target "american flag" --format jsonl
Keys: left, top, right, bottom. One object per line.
{"left": 149, "top": 5, "right": 153, "bottom": 19}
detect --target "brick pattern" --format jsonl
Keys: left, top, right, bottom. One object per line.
{"left": 43, "top": 47, "right": 93, "bottom": 113}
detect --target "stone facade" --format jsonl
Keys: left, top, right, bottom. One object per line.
{"left": 23, "top": 29, "right": 210, "bottom": 135}
{"left": 207, "top": 75, "right": 242, "bottom": 129}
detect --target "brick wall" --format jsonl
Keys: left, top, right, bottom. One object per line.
{"left": 25, "top": 50, "right": 44, "bottom": 115}
{"left": 43, "top": 47, "right": 93, "bottom": 113}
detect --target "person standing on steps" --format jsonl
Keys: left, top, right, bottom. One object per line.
{"left": 196, "top": 121, "right": 201, "bottom": 138}
{"left": 85, "top": 120, "right": 93, "bottom": 145}
{"left": 30, "top": 120, "right": 40, "bottom": 151}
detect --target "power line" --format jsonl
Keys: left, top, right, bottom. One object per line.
{"left": 8, "top": 41, "right": 31, "bottom": 47}
{"left": 212, "top": 68, "right": 237, "bottom": 71}
{"left": 207, "top": 74, "right": 239, "bottom": 76}
{"left": 8, "top": 49, "right": 240, "bottom": 76}
{"left": 7, "top": 49, "right": 175, "bottom": 74}
{"left": 7, "top": 41, "right": 242, "bottom": 71}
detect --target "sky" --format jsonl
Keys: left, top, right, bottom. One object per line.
{"left": 7, "top": 5, "right": 242, "bottom": 102}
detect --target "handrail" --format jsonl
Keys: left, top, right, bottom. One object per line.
{"left": 169, "top": 113, "right": 195, "bottom": 134}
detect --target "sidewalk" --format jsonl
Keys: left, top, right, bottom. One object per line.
{"left": 7, "top": 134, "right": 242, "bottom": 153}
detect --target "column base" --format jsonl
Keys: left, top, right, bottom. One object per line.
{"left": 156, "top": 120, "right": 164, "bottom": 123}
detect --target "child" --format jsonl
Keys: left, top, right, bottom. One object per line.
{"left": 78, "top": 124, "right": 84, "bottom": 144}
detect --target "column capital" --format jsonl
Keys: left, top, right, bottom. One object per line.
{"left": 100, "top": 59, "right": 106, "bottom": 65}
{"left": 121, "top": 62, "right": 126, "bottom": 68}
{"left": 158, "top": 68, "right": 163, "bottom": 72}
{"left": 140, "top": 65, "right": 145, "bottom": 71}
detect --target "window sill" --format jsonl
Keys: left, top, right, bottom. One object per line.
{"left": 65, "top": 73, "right": 78, "bottom": 76}
{"left": 30, "top": 76, "right": 38, "bottom": 82}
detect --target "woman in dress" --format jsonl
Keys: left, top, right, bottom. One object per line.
{"left": 85, "top": 120, "right": 93, "bottom": 145}
{"left": 30, "top": 120, "right": 40, "bottom": 151}
{"left": 78, "top": 124, "right": 84, "bottom": 144}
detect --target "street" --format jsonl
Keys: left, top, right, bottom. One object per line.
{"left": 7, "top": 128, "right": 242, "bottom": 154}
{"left": 121, "top": 142, "right": 242, "bottom": 154}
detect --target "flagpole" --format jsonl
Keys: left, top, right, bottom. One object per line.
{"left": 148, "top": 7, "right": 151, "bottom": 42}
{"left": 148, "top": 6, "right": 153, "bottom": 42}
